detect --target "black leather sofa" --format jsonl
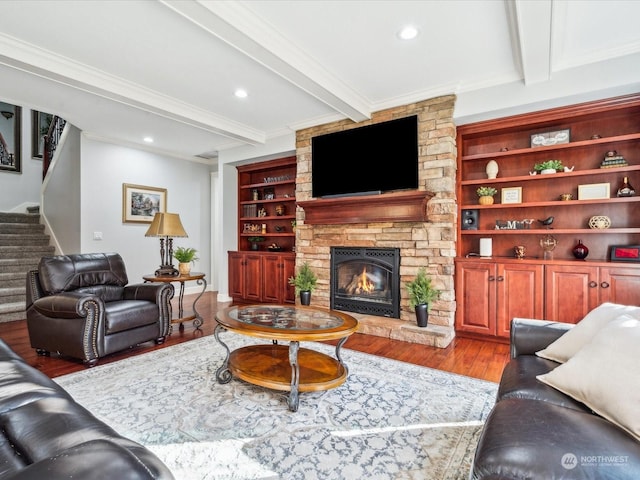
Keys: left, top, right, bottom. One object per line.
{"left": 471, "top": 318, "right": 640, "bottom": 479}
{"left": 26, "top": 253, "right": 173, "bottom": 366}
{"left": 0, "top": 337, "right": 174, "bottom": 479}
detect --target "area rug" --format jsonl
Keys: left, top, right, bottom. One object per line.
{"left": 54, "top": 334, "right": 497, "bottom": 480}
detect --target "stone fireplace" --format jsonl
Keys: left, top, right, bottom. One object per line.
{"left": 293, "top": 95, "right": 457, "bottom": 348}
{"left": 330, "top": 246, "right": 400, "bottom": 318}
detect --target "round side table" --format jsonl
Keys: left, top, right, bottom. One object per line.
{"left": 143, "top": 272, "right": 206, "bottom": 332}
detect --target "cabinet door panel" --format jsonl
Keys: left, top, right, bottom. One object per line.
{"left": 228, "top": 252, "right": 244, "bottom": 298}
{"left": 497, "top": 264, "right": 544, "bottom": 338}
{"left": 599, "top": 267, "right": 640, "bottom": 307}
{"left": 455, "top": 262, "right": 496, "bottom": 335}
{"left": 282, "top": 255, "right": 296, "bottom": 303}
{"left": 261, "top": 255, "right": 281, "bottom": 303}
{"left": 243, "top": 254, "right": 262, "bottom": 302}
{"left": 545, "top": 265, "right": 598, "bottom": 324}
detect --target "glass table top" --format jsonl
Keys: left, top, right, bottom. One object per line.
{"left": 228, "top": 306, "right": 344, "bottom": 330}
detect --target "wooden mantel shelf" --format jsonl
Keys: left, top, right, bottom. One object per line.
{"left": 298, "top": 190, "right": 435, "bottom": 225}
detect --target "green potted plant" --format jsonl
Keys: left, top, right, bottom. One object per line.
{"left": 247, "top": 236, "right": 265, "bottom": 251}
{"left": 288, "top": 261, "right": 318, "bottom": 305}
{"left": 405, "top": 267, "right": 440, "bottom": 327}
{"left": 174, "top": 247, "right": 198, "bottom": 275}
{"left": 533, "top": 159, "right": 563, "bottom": 174}
{"left": 476, "top": 186, "right": 498, "bottom": 205}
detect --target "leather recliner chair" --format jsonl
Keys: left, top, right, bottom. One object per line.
{"left": 26, "top": 252, "right": 174, "bottom": 366}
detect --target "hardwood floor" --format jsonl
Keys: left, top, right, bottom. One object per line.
{"left": 0, "top": 292, "right": 510, "bottom": 382}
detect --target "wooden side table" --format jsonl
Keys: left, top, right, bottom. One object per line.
{"left": 143, "top": 272, "right": 206, "bottom": 332}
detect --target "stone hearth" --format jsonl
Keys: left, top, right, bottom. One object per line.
{"left": 293, "top": 95, "right": 457, "bottom": 347}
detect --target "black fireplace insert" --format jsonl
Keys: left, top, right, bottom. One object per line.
{"left": 330, "top": 246, "right": 400, "bottom": 318}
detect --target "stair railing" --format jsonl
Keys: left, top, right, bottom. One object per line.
{"left": 42, "top": 116, "right": 67, "bottom": 180}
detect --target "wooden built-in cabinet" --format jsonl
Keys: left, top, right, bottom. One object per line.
{"left": 228, "top": 251, "right": 296, "bottom": 304}
{"left": 455, "top": 94, "right": 640, "bottom": 341}
{"left": 455, "top": 259, "right": 544, "bottom": 339}
{"left": 231, "top": 157, "right": 297, "bottom": 304}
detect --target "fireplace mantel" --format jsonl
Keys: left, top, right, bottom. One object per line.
{"left": 298, "top": 190, "right": 435, "bottom": 225}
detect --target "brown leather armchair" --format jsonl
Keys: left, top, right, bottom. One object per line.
{"left": 26, "top": 252, "right": 174, "bottom": 366}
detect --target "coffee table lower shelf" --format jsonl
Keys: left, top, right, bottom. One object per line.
{"left": 229, "top": 344, "right": 347, "bottom": 394}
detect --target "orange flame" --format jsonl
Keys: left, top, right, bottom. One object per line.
{"left": 355, "top": 267, "right": 374, "bottom": 294}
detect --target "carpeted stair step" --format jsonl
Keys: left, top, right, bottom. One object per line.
{"left": 0, "top": 302, "right": 27, "bottom": 323}
{"left": 0, "top": 234, "right": 51, "bottom": 246}
{"left": 0, "top": 223, "right": 45, "bottom": 234}
{"left": 0, "top": 272, "right": 27, "bottom": 288}
{"left": 0, "top": 246, "right": 55, "bottom": 259}
{"left": 0, "top": 258, "right": 41, "bottom": 273}
{"left": 0, "top": 213, "right": 40, "bottom": 224}
{"left": 0, "top": 286, "right": 25, "bottom": 304}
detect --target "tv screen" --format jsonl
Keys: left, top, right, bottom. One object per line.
{"left": 311, "top": 115, "right": 418, "bottom": 198}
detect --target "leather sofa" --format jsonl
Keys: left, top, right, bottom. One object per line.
{"left": 471, "top": 317, "right": 640, "bottom": 479}
{"left": 0, "top": 337, "right": 174, "bottom": 479}
{"left": 26, "top": 253, "right": 173, "bottom": 366}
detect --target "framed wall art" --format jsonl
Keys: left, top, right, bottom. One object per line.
{"left": 0, "top": 101, "right": 22, "bottom": 173}
{"left": 501, "top": 186, "right": 522, "bottom": 204}
{"left": 122, "top": 183, "right": 167, "bottom": 224}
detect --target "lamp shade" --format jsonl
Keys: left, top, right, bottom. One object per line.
{"left": 145, "top": 213, "right": 188, "bottom": 238}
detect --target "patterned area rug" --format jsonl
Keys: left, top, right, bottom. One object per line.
{"left": 55, "top": 334, "right": 497, "bottom": 480}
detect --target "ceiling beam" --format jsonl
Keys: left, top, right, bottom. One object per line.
{"left": 160, "top": 0, "right": 371, "bottom": 122}
{"left": 505, "top": 0, "right": 552, "bottom": 85}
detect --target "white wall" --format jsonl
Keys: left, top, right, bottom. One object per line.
{"left": 0, "top": 108, "right": 44, "bottom": 212}
{"left": 80, "top": 137, "right": 214, "bottom": 292}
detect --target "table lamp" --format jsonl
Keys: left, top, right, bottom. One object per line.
{"left": 145, "top": 212, "right": 188, "bottom": 276}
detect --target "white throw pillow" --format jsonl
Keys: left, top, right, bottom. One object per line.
{"left": 536, "top": 303, "right": 640, "bottom": 363}
{"left": 537, "top": 315, "right": 640, "bottom": 441}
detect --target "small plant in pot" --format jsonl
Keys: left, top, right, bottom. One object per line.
{"left": 405, "top": 267, "right": 440, "bottom": 327}
{"left": 476, "top": 186, "right": 498, "bottom": 205}
{"left": 533, "top": 159, "right": 563, "bottom": 174}
{"left": 288, "top": 261, "right": 318, "bottom": 305}
{"left": 174, "top": 247, "right": 198, "bottom": 275}
{"left": 247, "top": 236, "right": 265, "bottom": 251}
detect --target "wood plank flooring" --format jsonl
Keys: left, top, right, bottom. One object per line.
{"left": 0, "top": 292, "right": 510, "bottom": 382}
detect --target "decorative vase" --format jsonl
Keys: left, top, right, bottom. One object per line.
{"left": 250, "top": 242, "right": 259, "bottom": 251}
{"left": 485, "top": 160, "right": 499, "bottom": 179}
{"left": 178, "top": 262, "right": 191, "bottom": 275}
{"left": 572, "top": 240, "right": 589, "bottom": 260}
{"left": 478, "top": 196, "right": 494, "bottom": 205}
{"left": 300, "top": 291, "right": 311, "bottom": 306}
{"left": 415, "top": 304, "right": 428, "bottom": 328}
{"left": 540, "top": 168, "right": 557, "bottom": 175}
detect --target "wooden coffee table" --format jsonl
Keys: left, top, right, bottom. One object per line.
{"left": 214, "top": 305, "right": 358, "bottom": 411}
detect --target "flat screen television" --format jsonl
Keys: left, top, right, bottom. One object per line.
{"left": 311, "top": 115, "right": 418, "bottom": 198}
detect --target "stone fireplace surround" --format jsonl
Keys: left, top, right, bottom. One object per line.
{"left": 293, "top": 95, "right": 457, "bottom": 348}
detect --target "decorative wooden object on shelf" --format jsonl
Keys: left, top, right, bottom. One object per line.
{"left": 298, "top": 190, "right": 434, "bottom": 225}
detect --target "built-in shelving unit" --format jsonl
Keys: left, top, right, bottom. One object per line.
{"left": 457, "top": 93, "right": 640, "bottom": 261}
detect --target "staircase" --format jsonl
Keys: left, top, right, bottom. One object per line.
{"left": 0, "top": 212, "right": 55, "bottom": 323}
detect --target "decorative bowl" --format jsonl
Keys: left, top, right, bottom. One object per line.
{"left": 588, "top": 216, "right": 611, "bottom": 229}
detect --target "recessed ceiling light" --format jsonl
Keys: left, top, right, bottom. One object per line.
{"left": 143, "top": 137, "right": 154, "bottom": 143}
{"left": 234, "top": 89, "right": 248, "bottom": 98}
{"left": 398, "top": 25, "right": 419, "bottom": 40}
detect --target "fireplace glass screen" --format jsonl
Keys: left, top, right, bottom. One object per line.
{"left": 330, "top": 247, "right": 400, "bottom": 318}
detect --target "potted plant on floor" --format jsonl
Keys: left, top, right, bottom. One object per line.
{"left": 174, "top": 247, "right": 198, "bottom": 275}
{"left": 288, "top": 261, "right": 318, "bottom": 305}
{"left": 405, "top": 267, "right": 440, "bottom": 327}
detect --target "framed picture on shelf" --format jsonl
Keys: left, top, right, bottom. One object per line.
{"left": 122, "top": 183, "right": 167, "bottom": 223}
{"left": 610, "top": 245, "right": 640, "bottom": 263}
{"left": 501, "top": 187, "right": 522, "bottom": 204}
{"left": 530, "top": 129, "right": 570, "bottom": 147}
{"left": 578, "top": 183, "right": 610, "bottom": 200}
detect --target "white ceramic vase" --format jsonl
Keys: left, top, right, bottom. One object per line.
{"left": 486, "top": 160, "right": 499, "bottom": 179}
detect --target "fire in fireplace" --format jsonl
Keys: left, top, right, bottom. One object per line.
{"left": 330, "top": 247, "right": 400, "bottom": 318}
